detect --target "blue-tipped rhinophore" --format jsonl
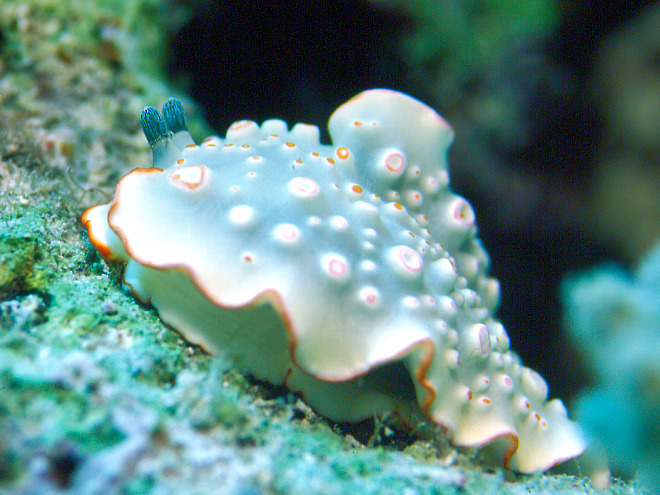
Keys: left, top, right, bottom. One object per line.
{"left": 140, "top": 106, "right": 169, "bottom": 147}
{"left": 162, "top": 97, "right": 187, "bottom": 134}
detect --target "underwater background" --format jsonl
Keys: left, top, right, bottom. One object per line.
{"left": 0, "top": 0, "right": 658, "bottom": 493}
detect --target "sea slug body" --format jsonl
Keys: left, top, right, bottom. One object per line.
{"left": 82, "top": 89, "right": 587, "bottom": 473}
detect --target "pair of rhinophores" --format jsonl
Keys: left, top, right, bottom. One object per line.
{"left": 83, "top": 90, "right": 587, "bottom": 473}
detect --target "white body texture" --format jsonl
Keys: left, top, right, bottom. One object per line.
{"left": 83, "top": 89, "right": 587, "bottom": 472}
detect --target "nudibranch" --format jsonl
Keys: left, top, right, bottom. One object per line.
{"left": 82, "top": 90, "right": 587, "bottom": 472}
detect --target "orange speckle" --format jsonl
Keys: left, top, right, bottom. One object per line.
{"left": 168, "top": 164, "right": 206, "bottom": 190}
{"left": 415, "top": 170, "right": 420, "bottom": 175}
{"left": 295, "top": 159, "right": 303, "bottom": 164}
{"left": 185, "top": 144, "right": 197, "bottom": 149}
{"left": 203, "top": 137, "right": 213, "bottom": 143}
{"left": 312, "top": 152, "right": 320, "bottom": 157}
{"left": 482, "top": 398, "right": 491, "bottom": 404}
{"left": 393, "top": 202, "right": 403, "bottom": 210}
{"left": 535, "top": 413, "right": 542, "bottom": 421}
{"left": 176, "top": 159, "right": 185, "bottom": 165}
{"left": 229, "top": 120, "right": 256, "bottom": 132}
{"left": 243, "top": 255, "right": 253, "bottom": 263}
{"left": 326, "top": 158, "right": 335, "bottom": 165}
{"left": 468, "top": 390, "right": 473, "bottom": 400}
{"left": 337, "top": 147, "right": 350, "bottom": 159}
{"left": 285, "top": 142, "right": 295, "bottom": 148}
{"left": 354, "top": 120, "right": 363, "bottom": 126}
{"left": 351, "top": 184, "right": 363, "bottom": 194}
{"left": 408, "top": 232, "right": 415, "bottom": 237}
{"left": 207, "top": 143, "right": 216, "bottom": 147}
{"left": 224, "top": 143, "right": 234, "bottom": 148}
{"left": 271, "top": 134, "right": 279, "bottom": 137}
{"left": 385, "top": 152, "right": 405, "bottom": 173}
{"left": 241, "top": 144, "right": 250, "bottom": 149}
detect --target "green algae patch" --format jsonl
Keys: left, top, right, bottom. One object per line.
{"left": 0, "top": 236, "right": 51, "bottom": 299}
{"left": 0, "top": 350, "right": 126, "bottom": 456}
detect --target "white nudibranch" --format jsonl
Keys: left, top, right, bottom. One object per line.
{"left": 82, "top": 90, "right": 587, "bottom": 473}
